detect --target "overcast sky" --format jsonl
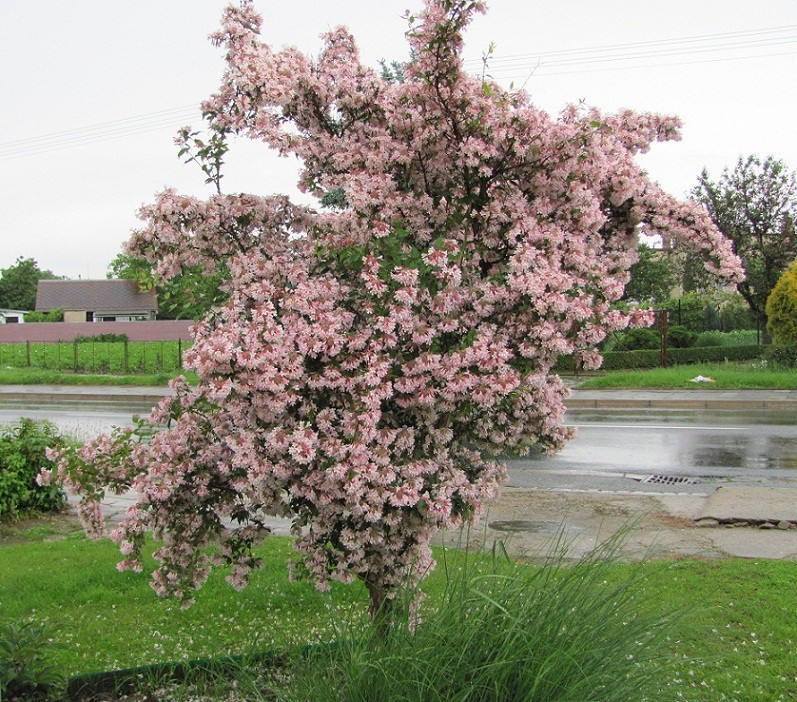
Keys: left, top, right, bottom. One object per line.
{"left": 1, "top": 0, "right": 795, "bottom": 280}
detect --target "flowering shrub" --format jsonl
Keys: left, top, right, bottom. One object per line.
{"left": 45, "top": 0, "right": 743, "bottom": 615}
{"left": 0, "top": 419, "right": 65, "bottom": 520}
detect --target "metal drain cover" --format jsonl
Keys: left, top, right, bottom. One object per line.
{"left": 638, "top": 474, "right": 701, "bottom": 486}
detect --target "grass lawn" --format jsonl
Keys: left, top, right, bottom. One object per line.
{"left": 578, "top": 362, "right": 797, "bottom": 389}
{"left": 1, "top": 527, "right": 795, "bottom": 701}
{"left": 0, "top": 340, "right": 189, "bottom": 375}
{"left": 0, "top": 367, "right": 198, "bottom": 386}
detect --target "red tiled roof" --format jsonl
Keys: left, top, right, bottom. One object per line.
{"left": 36, "top": 279, "right": 157, "bottom": 312}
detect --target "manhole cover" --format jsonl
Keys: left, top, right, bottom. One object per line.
{"left": 638, "top": 474, "right": 701, "bottom": 486}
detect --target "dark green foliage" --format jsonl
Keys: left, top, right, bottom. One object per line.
{"left": 694, "top": 330, "right": 759, "bottom": 347}
{"left": 764, "top": 343, "right": 797, "bottom": 368}
{"left": 691, "top": 155, "right": 797, "bottom": 326}
{"left": 0, "top": 620, "right": 62, "bottom": 699}
{"left": 23, "top": 309, "right": 63, "bottom": 323}
{"left": 283, "top": 535, "right": 673, "bottom": 702}
{"left": 666, "top": 344, "right": 762, "bottom": 366}
{"left": 660, "top": 292, "right": 755, "bottom": 333}
{"left": 0, "top": 419, "right": 66, "bottom": 521}
{"left": 108, "top": 252, "right": 227, "bottom": 321}
{"left": 0, "top": 258, "right": 62, "bottom": 312}
{"left": 666, "top": 325, "right": 697, "bottom": 348}
{"left": 557, "top": 344, "right": 762, "bottom": 372}
{"left": 615, "top": 327, "right": 659, "bottom": 350}
{"left": 623, "top": 243, "right": 677, "bottom": 303}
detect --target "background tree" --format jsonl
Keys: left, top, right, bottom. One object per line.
{"left": 622, "top": 243, "right": 677, "bottom": 303}
{"left": 48, "top": 0, "right": 741, "bottom": 620}
{"left": 766, "top": 259, "right": 797, "bottom": 344}
{"left": 691, "top": 155, "right": 797, "bottom": 337}
{"left": 0, "top": 257, "right": 61, "bottom": 311}
{"left": 108, "top": 252, "right": 227, "bottom": 320}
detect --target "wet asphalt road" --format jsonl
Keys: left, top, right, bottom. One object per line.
{"left": 1, "top": 402, "right": 795, "bottom": 494}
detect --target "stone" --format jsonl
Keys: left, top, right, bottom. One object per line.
{"left": 695, "top": 518, "right": 719, "bottom": 528}
{"left": 759, "top": 522, "right": 776, "bottom": 529}
{"left": 725, "top": 521, "right": 748, "bottom": 528}
{"left": 698, "top": 487, "right": 797, "bottom": 524}
{"left": 776, "top": 520, "right": 792, "bottom": 531}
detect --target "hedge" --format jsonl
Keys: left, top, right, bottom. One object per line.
{"left": 764, "top": 344, "right": 797, "bottom": 368}
{"left": 556, "top": 343, "right": 763, "bottom": 372}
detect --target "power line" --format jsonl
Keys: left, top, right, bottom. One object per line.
{"left": 462, "top": 23, "right": 796, "bottom": 65}
{"left": 0, "top": 104, "right": 200, "bottom": 150}
{"left": 484, "top": 36, "right": 796, "bottom": 73}
{"left": 0, "top": 112, "right": 201, "bottom": 159}
{"left": 492, "top": 49, "right": 797, "bottom": 80}
{"left": 4, "top": 23, "right": 796, "bottom": 161}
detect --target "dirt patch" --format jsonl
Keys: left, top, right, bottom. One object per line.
{"left": 0, "top": 511, "right": 82, "bottom": 546}
{"left": 649, "top": 512, "right": 696, "bottom": 529}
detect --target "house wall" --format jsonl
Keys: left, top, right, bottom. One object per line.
{"left": 63, "top": 310, "right": 87, "bottom": 323}
{"left": 0, "top": 311, "right": 26, "bottom": 324}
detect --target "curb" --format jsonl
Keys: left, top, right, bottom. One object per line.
{"left": 565, "top": 397, "right": 797, "bottom": 411}
{"left": 1, "top": 388, "right": 796, "bottom": 412}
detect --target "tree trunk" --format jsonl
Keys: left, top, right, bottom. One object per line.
{"left": 366, "top": 579, "right": 393, "bottom": 640}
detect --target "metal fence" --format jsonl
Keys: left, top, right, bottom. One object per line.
{"left": 0, "top": 340, "right": 189, "bottom": 374}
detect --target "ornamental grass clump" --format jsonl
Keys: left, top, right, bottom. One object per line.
{"left": 282, "top": 534, "right": 674, "bottom": 702}
{"left": 45, "top": 0, "right": 742, "bottom": 618}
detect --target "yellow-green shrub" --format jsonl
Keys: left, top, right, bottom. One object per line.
{"left": 766, "top": 259, "right": 797, "bottom": 344}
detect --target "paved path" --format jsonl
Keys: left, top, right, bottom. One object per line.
{"left": 75, "top": 485, "right": 797, "bottom": 562}
{"left": 3, "top": 384, "right": 796, "bottom": 410}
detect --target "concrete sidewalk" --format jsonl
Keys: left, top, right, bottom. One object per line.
{"left": 73, "top": 484, "right": 797, "bottom": 562}
{"left": 2, "top": 383, "right": 796, "bottom": 410}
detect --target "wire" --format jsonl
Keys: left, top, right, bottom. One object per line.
{"left": 490, "top": 50, "right": 797, "bottom": 81}
{"left": 484, "top": 36, "right": 796, "bottom": 73}
{"left": 0, "top": 113, "right": 201, "bottom": 159}
{"left": 4, "top": 23, "right": 796, "bottom": 161}
{"left": 0, "top": 104, "right": 201, "bottom": 149}
{"left": 462, "top": 23, "right": 796, "bottom": 64}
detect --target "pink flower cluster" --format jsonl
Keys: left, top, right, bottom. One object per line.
{"left": 47, "top": 0, "right": 743, "bottom": 610}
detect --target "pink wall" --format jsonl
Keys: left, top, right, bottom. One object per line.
{"left": 0, "top": 320, "right": 195, "bottom": 343}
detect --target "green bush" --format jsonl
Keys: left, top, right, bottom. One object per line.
{"left": 666, "top": 325, "right": 697, "bottom": 348}
{"left": 661, "top": 292, "right": 755, "bottom": 333}
{"left": 615, "top": 327, "right": 659, "bottom": 350}
{"left": 766, "top": 259, "right": 797, "bottom": 344}
{"left": 764, "top": 343, "right": 797, "bottom": 368}
{"left": 695, "top": 329, "right": 759, "bottom": 347}
{"left": 556, "top": 344, "right": 763, "bottom": 373}
{"left": 666, "top": 344, "right": 762, "bottom": 365}
{"left": 0, "top": 419, "right": 66, "bottom": 521}
{"left": 0, "top": 620, "right": 62, "bottom": 699}
{"left": 23, "top": 308, "right": 63, "bottom": 323}
{"left": 283, "top": 535, "right": 673, "bottom": 702}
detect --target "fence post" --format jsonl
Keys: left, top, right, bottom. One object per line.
{"left": 123, "top": 340, "right": 129, "bottom": 374}
{"left": 26, "top": 340, "right": 31, "bottom": 367}
{"left": 73, "top": 340, "right": 78, "bottom": 372}
{"left": 178, "top": 338, "right": 183, "bottom": 369}
{"left": 658, "top": 311, "right": 668, "bottom": 368}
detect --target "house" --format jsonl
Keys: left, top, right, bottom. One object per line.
{"left": 35, "top": 279, "right": 157, "bottom": 322}
{"left": 0, "top": 309, "right": 26, "bottom": 324}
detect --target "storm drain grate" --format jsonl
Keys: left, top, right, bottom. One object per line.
{"left": 638, "top": 474, "right": 701, "bottom": 486}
